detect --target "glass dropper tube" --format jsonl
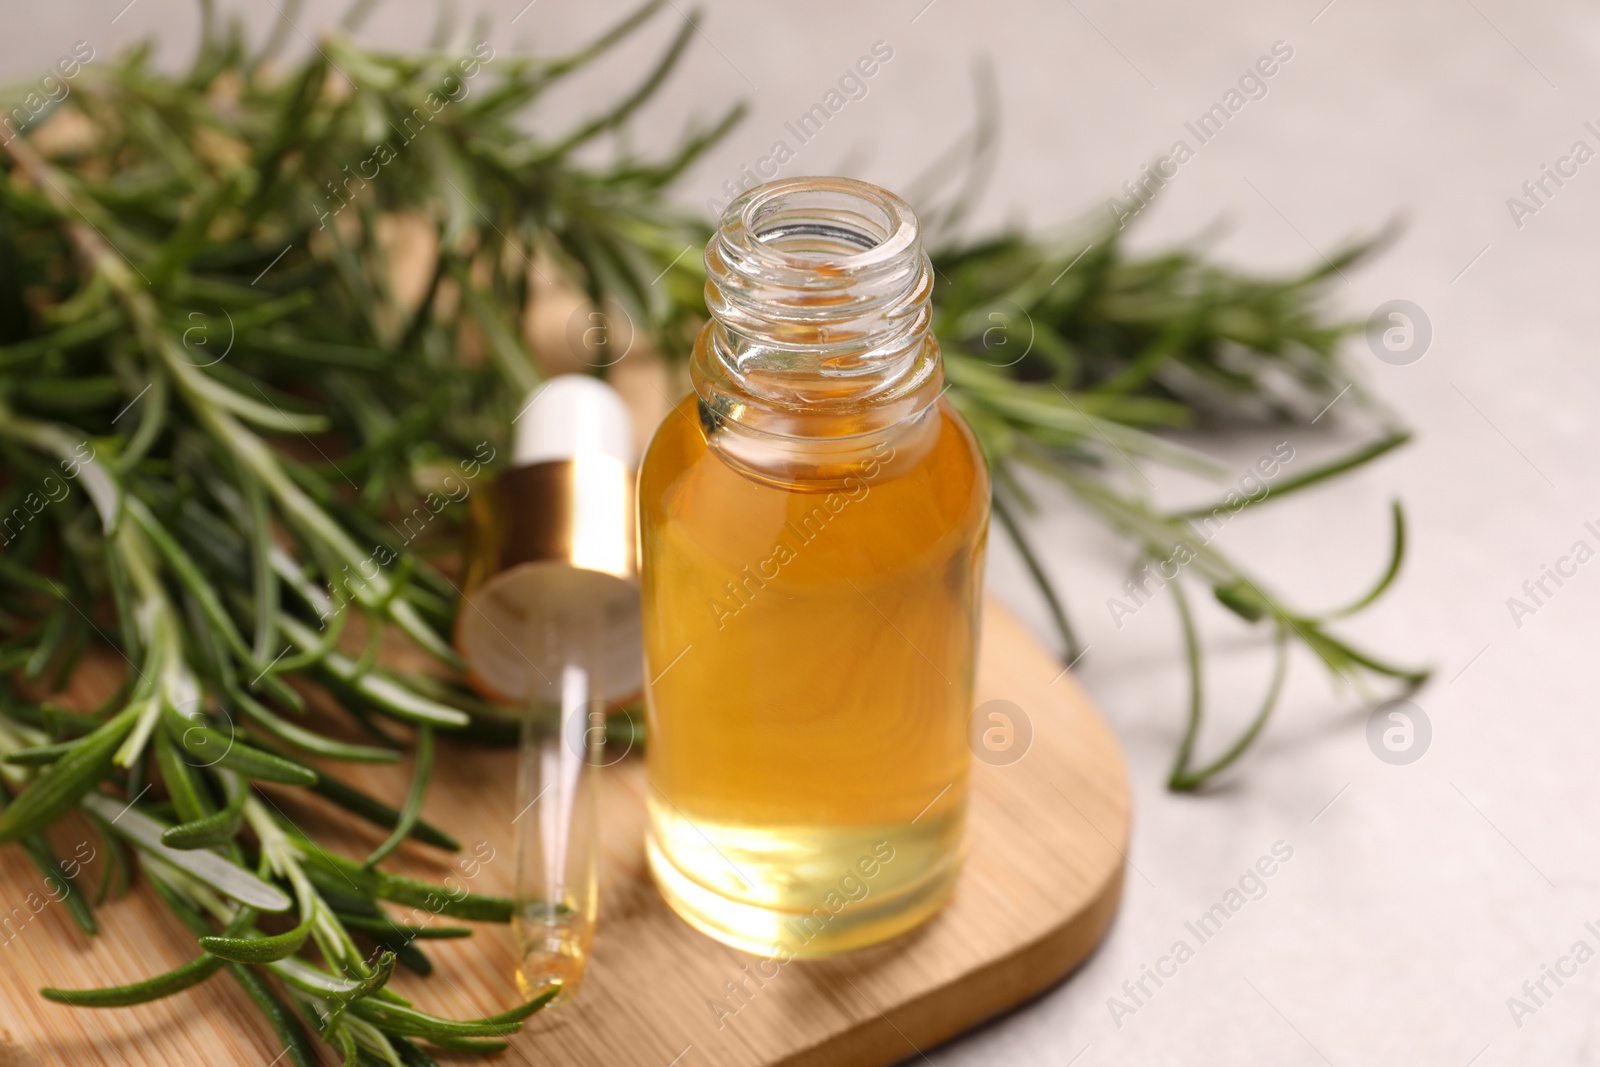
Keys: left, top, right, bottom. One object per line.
{"left": 512, "top": 611, "right": 602, "bottom": 1001}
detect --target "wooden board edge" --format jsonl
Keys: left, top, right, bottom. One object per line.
{"left": 778, "top": 864, "right": 1126, "bottom": 1067}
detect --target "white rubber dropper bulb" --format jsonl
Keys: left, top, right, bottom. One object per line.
{"left": 513, "top": 374, "right": 635, "bottom": 467}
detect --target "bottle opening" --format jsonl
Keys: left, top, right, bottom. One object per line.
{"left": 754, "top": 221, "right": 880, "bottom": 255}
{"left": 735, "top": 179, "right": 918, "bottom": 272}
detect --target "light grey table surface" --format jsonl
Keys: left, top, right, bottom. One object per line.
{"left": 5, "top": 2, "right": 1597, "bottom": 1065}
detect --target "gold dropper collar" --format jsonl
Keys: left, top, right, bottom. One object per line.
{"left": 455, "top": 452, "right": 641, "bottom": 712}
{"left": 464, "top": 454, "right": 636, "bottom": 587}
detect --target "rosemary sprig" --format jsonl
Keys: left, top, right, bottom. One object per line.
{"left": 0, "top": 2, "right": 713, "bottom": 1057}
{"left": 896, "top": 101, "right": 1426, "bottom": 788}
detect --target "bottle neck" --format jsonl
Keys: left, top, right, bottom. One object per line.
{"left": 692, "top": 178, "right": 942, "bottom": 453}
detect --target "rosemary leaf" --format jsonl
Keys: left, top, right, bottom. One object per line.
{"left": 364, "top": 724, "right": 433, "bottom": 868}
{"left": 0, "top": 705, "right": 142, "bottom": 842}
{"left": 161, "top": 769, "right": 248, "bottom": 850}
{"left": 199, "top": 910, "right": 315, "bottom": 964}
{"left": 41, "top": 954, "right": 223, "bottom": 1008}
{"left": 81, "top": 793, "right": 291, "bottom": 912}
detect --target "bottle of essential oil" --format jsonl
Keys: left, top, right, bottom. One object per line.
{"left": 639, "top": 177, "right": 989, "bottom": 956}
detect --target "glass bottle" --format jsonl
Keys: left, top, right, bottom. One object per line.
{"left": 639, "top": 177, "right": 989, "bottom": 956}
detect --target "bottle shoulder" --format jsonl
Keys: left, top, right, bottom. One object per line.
{"left": 640, "top": 393, "right": 988, "bottom": 536}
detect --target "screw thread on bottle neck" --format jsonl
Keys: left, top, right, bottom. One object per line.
{"left": 694, "top": 177, "right": 942, "bottom": 446}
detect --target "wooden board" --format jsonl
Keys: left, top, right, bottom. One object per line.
{"left": 0, "top": 599, "right": 1128, "bottom": 1066}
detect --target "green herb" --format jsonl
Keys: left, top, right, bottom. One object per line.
{"left": 0, "top": 1, "right": 714, "bottom": 1057}
{"left": 363, "top": 722, "right": 432, "bottom": 867}
{"left": 912, "top": 127, "right": 1426, "bottom": 790}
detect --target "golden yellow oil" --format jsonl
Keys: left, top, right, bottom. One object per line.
{"left": 639, "top": 392, "right": 988, "bottom": 957}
